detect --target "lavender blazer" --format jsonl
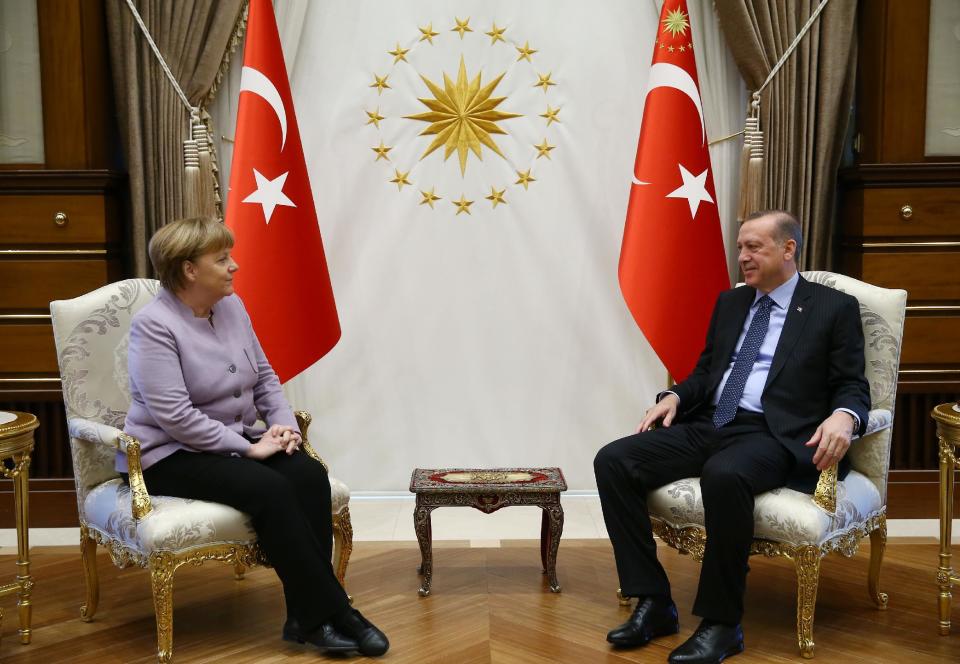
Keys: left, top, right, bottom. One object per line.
{"left": 121, "top": 288, "right": 298, "bottom": 471}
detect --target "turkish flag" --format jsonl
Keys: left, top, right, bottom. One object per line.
{"left": 225, "top": 0, "right": 340, "bottom": 382}
{"left": 619, "top": 0, "right": 730, "bottom": 382}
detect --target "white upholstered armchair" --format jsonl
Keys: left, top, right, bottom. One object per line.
{"left": 623, "top": 271, "right": 907, "bottom": 658}
{"left": 50, "top": 279, "right": 353, "bottom": 663}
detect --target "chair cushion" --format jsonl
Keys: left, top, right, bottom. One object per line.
{"left": 85, "top": 479, "right": 257, "bottom": 555}
{"left": 648, "top": 470, "right": 882, "bottom": 547}
{"left": 84, "top": 475, "right": 352, "bottom": 557}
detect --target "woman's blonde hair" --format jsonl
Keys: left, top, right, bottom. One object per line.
{"left": 148, "top": 218, "right": 234, "bottom": 291}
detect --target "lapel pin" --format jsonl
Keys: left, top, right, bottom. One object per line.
{"left": 796, "top": 306, "right": 803, "bottom": 312}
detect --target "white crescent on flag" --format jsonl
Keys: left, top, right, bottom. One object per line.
{"left": 240, "top": 65, "right": 288, "bottom": 151}
{"left": 644, "top": 62, "right": 705, "bottom": 144}
{"left": 631, "top": 62, "right": 706, "bottom": 186}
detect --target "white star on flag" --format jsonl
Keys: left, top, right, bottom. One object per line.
{"left": 665, "top": 164, "right": 714, "bottom": 218}
{"left": 242, "top": 168, "right": 296, "bottom": 224}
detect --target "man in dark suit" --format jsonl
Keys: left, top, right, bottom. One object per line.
{"left": 594, "top": 210, "right": 870, "bottom": 664}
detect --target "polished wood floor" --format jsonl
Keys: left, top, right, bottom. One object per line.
{"left": 0, "top": 538, "right": 958, "bottom": 662}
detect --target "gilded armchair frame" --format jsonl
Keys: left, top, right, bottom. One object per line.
{"left": 75, "top": 411, "right": 353, "bottom": 664}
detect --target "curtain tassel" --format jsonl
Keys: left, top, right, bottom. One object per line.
{"left": 738, "top": 92, "right": 765, "bottom": 221}
{"left": 191, "top": 111, "right": 217, "bottom": 218}
{"left": 183, "top": 137, "right": 202, "bottom": 218}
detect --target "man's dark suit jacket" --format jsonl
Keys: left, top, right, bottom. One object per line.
{"left": 670, "top": 275, "right": 871, "bottom": 493}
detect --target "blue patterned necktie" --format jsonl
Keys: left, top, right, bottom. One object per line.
{"left": 713, "top": 295, "right": 774, "bottom": 428}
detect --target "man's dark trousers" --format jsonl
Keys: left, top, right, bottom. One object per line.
{"left": 594, "top": 408, "right": 794, "bottom": 625}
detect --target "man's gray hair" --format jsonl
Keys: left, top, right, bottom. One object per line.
{"left": 745, "top": 209, "right": 803, "bottom": 258}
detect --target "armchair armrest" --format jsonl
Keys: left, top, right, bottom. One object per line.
{"left": 812, "top": 408, "right": 893, "bottom": 514}
{"left": 67, "top": 417, "right": 153, "bottom": 520}
{"left": 862, "top": 408, "right": 892, "bottom": 437}
{"left": 295, "top": 410, "right": 328, "bottom": 472}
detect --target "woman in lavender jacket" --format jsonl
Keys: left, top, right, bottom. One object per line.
{"left": 123, "top": 217, "right": 387, "bottom": 657}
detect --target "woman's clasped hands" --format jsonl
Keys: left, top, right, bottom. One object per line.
{"left": 246, "top": 424, "right": 302, "bottom": 459}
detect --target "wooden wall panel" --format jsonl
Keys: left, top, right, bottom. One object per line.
{"left": 35, "top": 0, "right": 112, "bottom": 169}
{"left": 901, "top": 317, "right": 960, "bottom": 366}
{"left": 856, "top": 252, "right": 960, "bottom": 302}
{"left": 856, "top": 0, "right": 939, "bottom": 163}
{"left": 0, "top": 324, "right": 58, "bottom": 373}
{"left": 0, "top": 260, "right": 120, "bottom": 311}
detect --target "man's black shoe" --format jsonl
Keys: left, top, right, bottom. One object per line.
{"left": 606, "top": 595, "right": 680, "bottom": 648}
{"left": 332, "top": 608, "right": 390, "bottom": 656}
{"left": 668, "top": 620, "right": 744, "bottom": 664}
{"left": 282, "top": 618, "right": 359, "bottom": 653}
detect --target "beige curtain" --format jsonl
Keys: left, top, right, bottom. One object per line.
{"left": 716, "top": 0, "right": 857, "bottom": 270}
{"left": 105, "top": 0, "right": 245, "bottom": 276}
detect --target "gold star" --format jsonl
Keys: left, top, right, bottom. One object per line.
{"left": 419, "top": 23, "right": 439, "bottom": 43}
{"left": 390, "top": 169, "right": 411, "bottom": 190}
{"left": 661, "top": 8, "right": 690, "bottom": 38}
{"left": 486, "top": 187, "right": 506, "bottom": 208}
{"left": 679, "top": 45, "right": 686, "bottom": 52}
{"left": 687, "top": 42, "right": 693, "bottom": 50}
{"left": 419, "top": 187, "right": 441, "bottom": 208}
{"left": 371, "top": 141, "right": 392, "bottom": 162}
{"left": 452, "top": 17, "right": 472, "bottom": 39}
{"left": 486, "top": 23, "right": 507, "bottom": 44}
{"left": 540, "top": 106, "right": 561, "bottom": 126}
{"left": 534, "top": 72, "right": 556, "bottom": 92}
{"left": 534, "top": 139, "right": 555, "bottom": 159}
{"left": 452, "top": 195, "right": 474, "bottom": 215}
{"left": 365, "top": 108, "right": 385, "bottom": 128}
{"left": 659, "top": 42, "right": 665, "bottom": 49}
{"left": 515, "top": 169, "right": 536, "bottom": 189}
{"left": 388, "top": 43, "right": 409, "bottom": 63}
{"left": 516, "top": 41, "right": 538, "bottom": 62}
{"left": 404, "top": 56, "right": 521, "bottom": 175}
{"left": 370, "top": 74, "right": 390, "bottom": 94}
{"left": 668, "top": 45, "right": 675, "bottom": 53}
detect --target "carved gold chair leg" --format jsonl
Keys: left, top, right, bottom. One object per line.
{"left": 79, "top": 525, "right": 99, "bottom": 622}
{"left": 868, "top": 515, "right": 889, "bottom": 609}
{"left": 149, "top": 552, "right": 177, "bottom": 664}
{"left": 332, "top": 505, "right": 354, "bottom": 587}
{"left": 616, "top": 588, "right": 631, "bottom": 607}
{"left": 234, "top": 562, "right": 246, "bottom": 580}
{"left": 794, "top": 545, "right": 822, "bottom": 659}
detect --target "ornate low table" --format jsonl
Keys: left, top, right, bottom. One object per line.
{"left": 0, "top": 411, "right": 38, "bottom": 648}
{"left": 409, "top": 467, "right": 567, "bottom": 596}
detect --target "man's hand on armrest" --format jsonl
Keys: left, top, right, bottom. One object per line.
{"left": 636, "top": 393, "right": 679, "bottom": 433}
{"left": 805, "top": 410, "right": 856, "bottom": 471}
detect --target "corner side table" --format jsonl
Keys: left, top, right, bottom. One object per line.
{"left": 409, "top": 467, "right": 566, "bottom": 597}
{"left": 0, "top": 411, "right": 38, "bottom": 647}
{"left": 934, "top": 402, "right": 960, "bottom": 635}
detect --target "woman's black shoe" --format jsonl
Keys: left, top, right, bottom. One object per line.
{"left": 333, "top": 608, "right": 390, "bottom": 656}
{"left": 282, "top": 618, "right": 359, "bottom": 653}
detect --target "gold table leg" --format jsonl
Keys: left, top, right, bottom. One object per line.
{"left": 16, "top": 455, "right": 32, "bottom": 644}
{"left": 938, "top": 431, "right": 956, "bottom": 636}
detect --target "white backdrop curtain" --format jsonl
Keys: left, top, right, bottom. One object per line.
{"left": 210, "top": 0, "right": 745, "bottom": 492}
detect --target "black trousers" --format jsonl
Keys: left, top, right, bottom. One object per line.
{"left": 140, "top": 449, "right": 350, "bottom": 631}
{"left": 593, "top": 409, "right": 794, "bottom": 624}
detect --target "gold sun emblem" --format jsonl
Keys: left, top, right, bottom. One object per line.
{"left": 661, "top": 8, "right": 689, "bottom": 38}
{"left": 404, "top": 56, "right": 521, "bottom": 176}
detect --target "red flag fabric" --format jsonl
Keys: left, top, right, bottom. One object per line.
{"left": 225, "top": 0, "right": 340, "bottom": 382}
{"left": 619, "top": 0, "right": 730, "bottom": 382}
